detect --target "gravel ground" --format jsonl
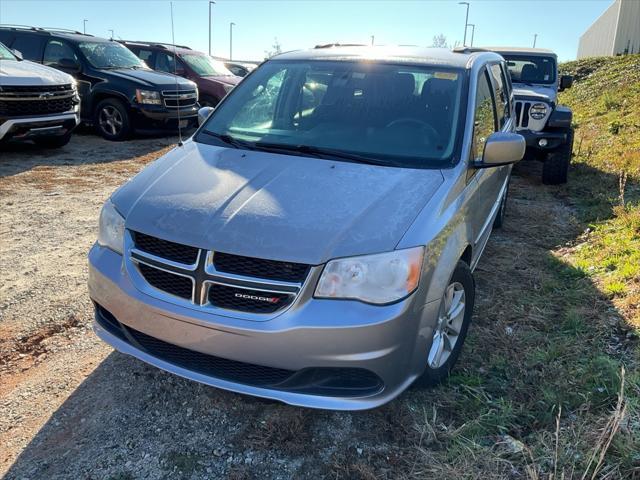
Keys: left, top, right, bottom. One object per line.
{"left": 0, "top": 133, "right": 594, "bottom": 479}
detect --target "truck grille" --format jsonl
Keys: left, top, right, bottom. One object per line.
{"left": 129, "top": 231, "right": 311, "bottom": 316}
{"left": 162, "top": 89, "right": 197, "bottom": 108}
{"left": 514, "top": 101, "right": 531, "bottom": 129}
{"left": 0, "top": 84, "right": 76, "bottom": 117}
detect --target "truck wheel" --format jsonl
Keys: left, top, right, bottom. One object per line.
{"left": 94, "top": 98, "right": 131, "bottom": 141}
{"left": 542, "top": 128, "right": 573, "bottom": 185}
{"left": 34, "top": 132, "right": 72, "bottom": 149}
{"left": 414, "top": 261, "right": 475, "bottom": 387}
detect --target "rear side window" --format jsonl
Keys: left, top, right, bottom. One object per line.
{"left": 155, "top": 52, "right": 176, "bottom": 73}
{"left": 489, "top": 63, "right": 509, "bottom": 128}
{"left": 43, "top": 40, "right": 77, "bottom": 66}
{"left": 471, "top": 70, "right": 497, "bottom": 160}
{"left": 136, "top": 48, "right": 155, "bottom": 65}
{"left": 11, "top": 34, "right": 44, "bottom": 61}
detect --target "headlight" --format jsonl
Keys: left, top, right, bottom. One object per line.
{"left": 315, "top": 247, "right": 424, "bottom": 304}
{"left": 529, "top": 103, "right": 548, "bottom": 120}
{"left": 135, "top": 89, "right": 162, "bottom": 105}
{"left": 98, "top": 200, "right": 125, "bottom": 254}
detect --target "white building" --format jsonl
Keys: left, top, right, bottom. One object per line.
{"left": 577, "top": 0, "right": 640, "bottom": 59}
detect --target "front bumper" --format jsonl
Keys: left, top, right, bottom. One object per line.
{"left": 88, "top": 244, "right": 439, "bottom": 410}
{"left": 0, "top": 111, "right": 79, "bottom": 142}
{"left": 519, "top": 129, "right": 567, "bottom": 151}
{"left": 130, "top": 104, "right": 199, "bottom": 132}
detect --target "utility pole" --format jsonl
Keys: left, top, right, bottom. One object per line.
{"left": 83, "top": 19, "right": 88, "bottom": 34}
{"left": 458, "top": 2, "right": 470, "bottom": 46}
{"left": 208, "top": 1, "right": 215, "bottom": 56}
{"left": 109, "top": 29, "right": 114, "bottom": 40}
{"left": 533, "top": 33, "right": 538, "bottom": 48}
{"left": 467, "top": 23, "right": 475, "bottom": 47}
{"left": 370, "top": 35, "right": 374, "bottom": 46}
{"left": 229, "top": 22, "right": 235, "bottom": 60}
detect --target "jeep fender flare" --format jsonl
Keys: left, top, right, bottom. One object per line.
{"left": 547, "top": 105, "right": 573, "bottom": 129}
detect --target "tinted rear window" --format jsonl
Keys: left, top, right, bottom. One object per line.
{"left": 10, "top": 34, "right": 44, "bottom": 61}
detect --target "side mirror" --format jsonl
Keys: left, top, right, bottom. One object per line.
{"left": 57, "top": 57, "right": 81, "bottom": 73}
{"left": 11, "top": 49, "right": 23, "bottom": 60}
{"left": 198, "top": 106, "right": 214, "bottom": 126}
{"left": 559, "top": 75, "right": 573, "bottom": 91}
{"left": 475, "top": 132, "right": 525, "bottom": 168}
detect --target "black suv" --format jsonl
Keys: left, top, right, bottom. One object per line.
{"left": 0, "top": 26, "right": 199, "bottom": 140}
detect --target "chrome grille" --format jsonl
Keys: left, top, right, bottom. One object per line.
{"left": 127, "top": 231, "right": 311, "bottom": 316}
{"left": 161, "top": 89, "right": 197, "bottom": 108}
{"left": 0, "top": 84, "right": 77, "bottom": 117}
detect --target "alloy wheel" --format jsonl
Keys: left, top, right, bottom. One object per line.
{"left": 428, "top": 281, "right": 466, "bottom": 369}
{"left": 99, "top": 106, "right": 123, "bottom": 136}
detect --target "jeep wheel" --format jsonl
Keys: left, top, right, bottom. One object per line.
{"left": 493, "top": 180, "right": 510, "bottom": 229}
{"left": 95, "top": 98, "right": 131, "bottom": 141}
{"left": 34, "top": 132, "right": 72, "bottom": 149}
{"left": 413, "top": 261, "right": 475, "bottom": 387}
{"left": 542, "top": 128, "right": 573, "bottom": 185}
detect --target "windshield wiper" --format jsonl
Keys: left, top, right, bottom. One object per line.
{"left": 200, "top": 130, "right": 255, "bottom": 150}
{"left": 252, "top": 142, "right": 396, "bottom": 166}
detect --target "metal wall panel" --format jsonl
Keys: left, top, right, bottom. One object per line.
{"left": 577, "top": 0, "right": 620, "bottom": 58}
{"left": 614, "top": 0, "right": 640, "bottom": 55}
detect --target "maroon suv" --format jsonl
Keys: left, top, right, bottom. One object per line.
{"left": 122, "top": 41, "right": 241, "bottom": 107}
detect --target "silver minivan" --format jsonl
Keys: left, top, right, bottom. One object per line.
{"left": 89, "top": 46, "right": 524, "bottom": 410}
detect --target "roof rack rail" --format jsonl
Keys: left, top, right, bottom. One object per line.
{"left": 314, "top": 43, "right": 367, "bottom": 49}
{"left": 0, "top": 24, "right": 45, "bottom": 31}
{"left": 41, "top": 27, "right": 92, "bottom": 36}
{"left": 120, "top": 40, "right": 191, "bottom": 50}
{"left": 452, "top": 46, "right": 489, "bottom": 54}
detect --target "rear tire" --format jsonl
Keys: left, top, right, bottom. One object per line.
{"left": 414, "top": 261, "right": 475, "bottom": 387}
{"left": 34, "top": 132, "right": 72, "bottom": 149}
{"left": 542, "top": 128, "right": 573, "bottom": 185}
{"left": 94, "top": 98, "right": 131, "bottom": 141}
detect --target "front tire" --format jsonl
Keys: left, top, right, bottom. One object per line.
{"left": 542, "top": 128, "right": 573, "bottom": 185}
{"left": 414, "top": 261, "right": 475, "bottom": 387}
{"left": 94, "top": 98, "right": 131, "bottom": 141}
{"left": 493, "top": 180, "right": 509, "bottom": 229}
{"left": 33, "top": 132, "right": 72, "bottom": 149}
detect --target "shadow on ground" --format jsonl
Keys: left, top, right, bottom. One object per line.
{"left": 3, "top": 161, "right": 638, "bottom": 479}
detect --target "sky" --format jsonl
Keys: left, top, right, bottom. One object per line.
{"left": 0, "top": 0, "right": 613, "bottom": 62}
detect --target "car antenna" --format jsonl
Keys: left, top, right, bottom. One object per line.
{"left": 170, "top": 1, "right": 183, "bottom": 147}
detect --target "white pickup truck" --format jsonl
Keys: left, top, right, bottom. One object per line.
{"left": 0, "top": 41, "right": 79, "bottom": 148}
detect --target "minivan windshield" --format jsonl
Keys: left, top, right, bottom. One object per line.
{"left": 502, "top": 55, "right": 556, "bottom": 85}
{"left": 182, "top": 54, "right": 233, "bottom": 76}
{"left": 79, "top": 41, "right": 147, "bottom": 69}
{"left": 196, "top": 60, "right": 465, "bottom": 168}
{"left": 0, "top": 42, "right": 15, "bottom": 60}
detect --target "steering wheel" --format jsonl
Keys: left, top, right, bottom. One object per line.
{"left": 386, "top": 118, "right": 440, "bottom": 144}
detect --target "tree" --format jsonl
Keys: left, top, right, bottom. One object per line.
{"left": 432, "top": 34, "right": 448, "bottom": 48}
{"left": 264, "top": 38, "right": 282, "bottom": 59}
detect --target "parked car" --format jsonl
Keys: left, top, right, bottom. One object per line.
{"left": 122, "top": 41, "right": 240, "bottom": 107}
{"left": 0, "top": 26, "right": 199, "bottom": 140}
{"left": 485, "top": 47, "right": 574, "bottom": 184}
{"left": 0, "top": 41, "right": 79, "bottom": 147}
{"left": 224, "top": 61, "right": 257, "bottom": 77}
{"left": 89, "top": 46, "right": 525, "bottom": 410}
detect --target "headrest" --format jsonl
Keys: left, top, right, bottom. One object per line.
{"left": 521, "top": 64, "right": 538, "bottom": 81}
{"left": 421, "top": 78, "right": 455, "bottom": 100}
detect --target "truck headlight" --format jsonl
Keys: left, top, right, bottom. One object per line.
{"left": 135, "top": 89, "right": 162, "bottom": 105}
{"left": 98, "top": 200, "right": 125, "bottom": 254}
{"left": 315, "top": 247, "right": 424, "bottom": 304}
{"left": 529, "top": 103, "right": 548, "bottom": 120}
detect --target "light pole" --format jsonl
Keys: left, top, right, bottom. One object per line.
{"left": 109, "top": 29, "right": 114, "bottom": 40}
{"left": 83, "top": 19, "right": 88, "bottom": 34}
{"left": 370, "top": 35, "right": 375, "bottom": 46}
{"left": 229, "top": 22, "right": 235, "bottom": 60}
{"left": 467, "top": 23, "right": 475, "bottom": 47}
{"left": 532, "top": 33, "right": 538, "bottom": 48}
{"left": 208, "top": 1, "right": 215, "bottom": 56}
{"left": 458, "top": 2, "right": 470, "bottom": 46}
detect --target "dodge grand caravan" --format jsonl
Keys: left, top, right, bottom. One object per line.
{"left": 88, "top": 46, "right": 525, "bottom": 410}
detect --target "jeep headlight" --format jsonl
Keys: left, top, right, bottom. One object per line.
{"left": 315, "top": 247, "right": 424, "bottom": 304}
{"left": 98, "top": 200, "right": 125, "bottom": 255}
{"left": 135, "top": 89, "right": 162, "bottom": 105}
{"left": 529, "top": 103, "right": 548, "bottom": 120}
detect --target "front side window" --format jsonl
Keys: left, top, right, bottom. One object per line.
{"left": 502, "top": 55, "right": 557, "bottom": 85}
{"left": 11, "top": 35, "right": 43, "bottom": 61}
{"left": 181, "top": 54, "right": 233, "bottom": 76}
{"left": 43, "top": 40, "right": 77, "bottom": 66}
{"left": 489, "top": 63, "right": 509, "bottom": 128}
{"left": 196, "top": 60, "right": 466, "bottom": 168}
{"left": 78, "top": 41, "right": 146, "bottom": 69}
{"left": 471, "top": 70, "right": 497, "bottom": 160}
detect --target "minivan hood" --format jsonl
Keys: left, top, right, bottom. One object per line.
{"left": 104, "top": 68, "right": 196, "bottom": 89}
{"left": 0, "top": 59, "right": 74, "bottom": 85}
{"left": 113, "top": 140, "right": 444, "bottom": 265}
{"left": 512, "top": 83, "right": 557, "bottom": 103}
